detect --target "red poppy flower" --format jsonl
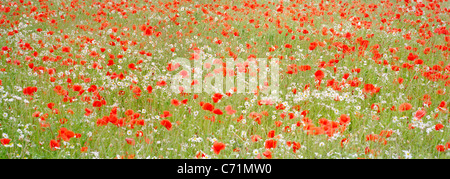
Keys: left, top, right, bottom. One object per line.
{"left": 135, "top": 131, "right": 144, "bottom": 137}
{"left": 72, "top": 85, "right": 82, "bottom": 92}
{"left": 339, "top": 114, "right": 351, "bottom": 125}
{"left": 309, "top": 42, "right": 318, "bottom": 50}
{"left": 196, "top": 151, "right": 206, "bottom": 159}
{"left": 160, "top": 119, "right": 172, "bottom": 131}
{"left": 436, "top": 145, "right": 446, "bottom": 152}
{"left": 171, "top": 99, "right": 180, "bottom": 106}
{"left": 125, "top": 109, "right": 134, "bottom": 116}
{"left": 125, "top": 138, "right": 135, "bottom": 145}
{"left": 84, "top": 108, "right": 93, "bottom": 116}
{"left": 212, "top": 93, "right": 223, "bottom": 103}
{"left": 156, "top": 80, "right": 167, "bottom": 86}
{"left": 414, "top": 110, "right": 426, "bottom": 119}
{"left": 147, "top": 85, "right": 153, "bottom": 93}
{"left": 398, "top": 103, "right": 412, "bottom": 112}
{"left": 57, "top": 127, "right": 75, "bottom": 141}
{"left": 363, "top": 84, "right": 381, "bottom": 94}
{"left": 275, "top": 121, "right": 282, "bottom": 127}
{"left": 23, "top": 86, "right": 37, "bottom": 96}
{"left": 225, "top": 105, "right": 236, "bottom": 115}
{"left": 292, "top": 142, "right": 301, "bottom": 153}
{"left": 268, "top": 130, "right": 275, "bottom": 138}
{"left": 0, "top": 138, "right": 11, "bottom": 145}
{"left": 263, "top": 150, "right": 272, "bottom": 159}
{"left": 93, "top": 101, "right": 102, "bottom": 107}
{"left": 202, "top": 102, "right": 214, "bottom": 111}
{"left": 212, "top": 141, "right": 226, "bottom": 155}
{"left": 213, "top": 108, "right": 223, "bottom": 115}
{"left": 160, "top": 111, "right": 172, "bottom": 118}
{"left": 47, "top": 103, "right": 55, "bottom": 109}
{"left": 251, "top": 135, "right": 262, "bottom": 142}
{"left": 435, "top": 123, "right": 444, "bottom": 131}
{"left": 439, "top": 101, "right": 447, "bottom": 109}
{"left": 314, "top": 70, "right": 324, "bottom": 80}
{"left": 50, "top": 139, "right": 60, "bottom": 151}
{"left": 265, "top": 139, "right": 277, "bottom": 149}
{"left": 128, "top": 63, "right": 136, "bottom": 70}
{"left": 299, "top": 65, "right": 311, "bottom": 71}
{"left": 341, "top": 138, "right": 348, "bottom": 148}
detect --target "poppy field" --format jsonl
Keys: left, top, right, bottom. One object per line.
{"left": 0, "top": 0, "right": 450, "bottom": 159}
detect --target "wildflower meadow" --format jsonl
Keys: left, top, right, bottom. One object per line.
{"left": 0, "top": 0, "right": 449, "bottom": 159}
